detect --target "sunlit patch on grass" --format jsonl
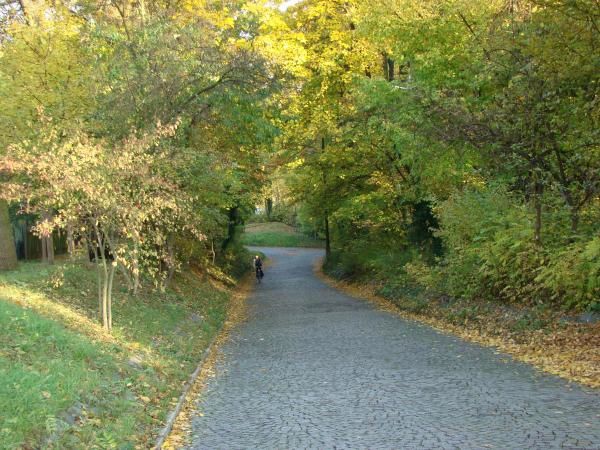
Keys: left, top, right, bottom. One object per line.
{"left": 241, "top": 222, "right": 324, "bottom": 248}
{"left": 0, "top": 258, "right": 233, "bottom": 448}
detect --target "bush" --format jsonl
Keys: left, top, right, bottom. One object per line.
{"left": 322, "top": 184, "right": 599, "bottom": 312}
{"left": 535, "top": 237, "right": 600, "bottom": 310}
{"left": 428, "top": 186, "right": 600, "bottom": 311}
{"left": 218, "top": 240, "right": 253, "bottom": 280}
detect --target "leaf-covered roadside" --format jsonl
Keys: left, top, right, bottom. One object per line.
{"left": 0, "top": 258, "right": 244, "bottom": 448}
{"left": 161, "top": 271, "right": 254, "bottom": 449}
{"left": 317, "top": 264, "right": 600, "bottom": 389}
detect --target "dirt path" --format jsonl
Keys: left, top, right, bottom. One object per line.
{"left": 185, "top": 247, "right": 600, "bottom": 449}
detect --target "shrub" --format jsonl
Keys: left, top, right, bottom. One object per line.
{"left": 430, "top": 186, "right": 530, "bottom": 300}
{"left": 430, "top": 186, "right": 599, "bottom": 310}
{"left": 535, "top": 237, "right": 600, "bottom": 310}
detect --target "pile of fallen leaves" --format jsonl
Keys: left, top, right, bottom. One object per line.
{"left": 315, "top": 261, "right": 600, "bottom": 389}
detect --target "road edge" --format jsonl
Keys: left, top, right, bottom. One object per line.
{"left": 313, "top": 257, "right": 600, "bottom": 390}
{"left": 155, "top": 273, "right": 255, "bottom": 449}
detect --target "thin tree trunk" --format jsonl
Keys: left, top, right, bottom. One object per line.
{"left": 46, "top": 235, "right": 54, "bottom": 264}
{"left": 320, "top": 136, "right": 331, "bottom": 260}
{"left": 324, "top": 213, "right": 331, "bottom": 259}
{"left": 93, "top": 221, "right": 109, "bottom": 330}
{"left": 107, "top": 263, "right": 115, "bottom": 330}
{"left": 570, "top": 209, "right": 579, "bottom": 234}
{"left": 92, "top": 241, "right": 102, "bottom": 319}
{"left": 41, "top": 234, "right": 47, "bottom": 261}
{"left": 533, "top": 182, "right": 543, "bottom": 245}
{"left": 0, "top": 200, "right": 17, "bottom": 270}
{"left": 67, "top": 225, "right": 75, "bottom": 257}
{"left": 101, "top": 255, "right": 109, "bottom": 331}
{"left": 132, "top": 240, "right": 140, "bottom": 296}
{"left": 103, "top": 231, "right": 118, "bottom": 331}
{"left": 41, "top": 212, "right": 54, "bottom": 264}
{"left": 382, "top": 53, "right": 389, "bottom": 80}
{"left": 211, "top": 238, "right": 216, "bottom": 265}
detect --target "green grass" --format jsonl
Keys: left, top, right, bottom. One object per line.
{"left": 241, "top": 222, "right": 324, "bottom": 248}
{"left": 0, "top": 258, "right": 232, "bottom": 449}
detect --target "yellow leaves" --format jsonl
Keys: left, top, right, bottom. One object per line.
{"left": 462, "top": 171, "right": 486, "bottom": 188}
{"left": 240, "top": 2, "right": 309, "bottom": 75}
{"left": 0, "top": 9, "right": 95, "bottom": 142}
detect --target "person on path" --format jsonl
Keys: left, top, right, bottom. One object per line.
{"left": 253, "top": 255, "right": 264, "bottom": 282}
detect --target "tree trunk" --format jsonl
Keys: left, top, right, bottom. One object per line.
{"left": 211, "top": 238, "right": 216, "bottom": 265}
{"left": 107, "top": 263, "right": 115, "bottom": 330}
{"left": 41, "top": 234, "right": 47, "bottom": 261}
{"left": 45, "top": 235, "right": 55, "bottom": 264}
{"left": 320, "top": 136, "right": 331, "bottom": 260}
{"left": 91, "top": 240, "right": 102, "bottom": 318}
{"left": 40, "top": 211, "right": 54, "bottom": 264}
{"left": 221, "top": 206, "right": 239, "bottom": 250}
{"left": 0, "top": 200, "right": 17, "bottom": 270}
{"left": 265, "top": 198, "right": 273, "bottom": 219}
{"left": 570, "top": 209, "right": 579, "bottom": 234}
{"left": 67, "top": 225, "right": 75, "bottom": 257}
{"left": 93, "top": 221, "right": 110, "bottom": 331}
{"left": 533, "top": 183, "right": 543, "bottom": 245}
{"left": 324, "top": 213, "right": 331, "bottom": 260}
{"left": 100, "top": 247, "right": 109, "bottom": 331}
{"left": 132, "top": 240, "right": 140, "bottom": 296}
{"left": 101, "top": 261, "right": 109, "bottom": 331}
{"left": 382, "top": 53, "right": 389, "bottom": 80}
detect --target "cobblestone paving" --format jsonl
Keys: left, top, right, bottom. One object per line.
{"left": 187, "top": 247, "right": 600, "bottom": 449}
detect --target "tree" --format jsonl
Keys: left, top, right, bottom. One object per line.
{"left": 274, "top": 0, "right": 599, "bottom": 308}
{"left": 0, "top": 200, "right": 17, "bottom": 270}
{"left": 3, "top": 118, "right": 207, "bottom": 330}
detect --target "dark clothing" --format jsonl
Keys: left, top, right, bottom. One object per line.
{"left": 254, "top": 257, "right": 264, "bottom": 280}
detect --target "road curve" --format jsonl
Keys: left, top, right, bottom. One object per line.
{"left": 186, "top": 247, "right": 600, "bottom": 449}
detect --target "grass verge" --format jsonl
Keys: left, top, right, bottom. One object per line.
{"left": 241, "top": 222, "right": 324, "bottom": 248}
{"left": 0, "top": 258, "right": 237, "bottom": 448}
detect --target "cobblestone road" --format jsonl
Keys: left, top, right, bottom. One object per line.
{"left": 186, "top": 247, "right": 600, "bottom": 449}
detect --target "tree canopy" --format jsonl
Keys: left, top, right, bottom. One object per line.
{"left": 1, "top": 0, "right": 599, "bottom": 324}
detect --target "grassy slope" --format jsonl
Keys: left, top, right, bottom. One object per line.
{"left": 241, "top": 222, "right": 324, "bottom": 248}
{"left": 0, "top": 259, "right": 231, "bottom": 449}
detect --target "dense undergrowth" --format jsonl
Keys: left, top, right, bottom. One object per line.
{"left": 324, "top": 185, "right": 600, "bottom": 315}
{"left": 0, "top": 246, "right": 251, "bottom": 449}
